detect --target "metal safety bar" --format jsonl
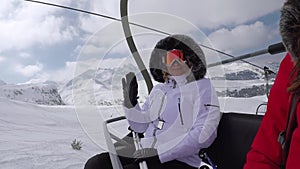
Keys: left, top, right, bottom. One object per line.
{"left": 104, "top": 116, "right": 148, "bottom": 169}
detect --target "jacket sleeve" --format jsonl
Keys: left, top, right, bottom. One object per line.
{"left": 123, "top": 96, "right": 151, "bottom": 133}
{"left": 244, "top": 53, "right": 293, "bottom": 169}
{"left": 158, "top": 81, "right": 221, "bottom": 163}
{"left": 123, "top": 84, "right": 164, "bottom": 133}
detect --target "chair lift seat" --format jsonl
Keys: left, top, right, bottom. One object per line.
{"left": 205, "top": 112, "right": 263, "bottom": 169}
{"left": 110, "top": 113, "right": 263, "bottom": 169}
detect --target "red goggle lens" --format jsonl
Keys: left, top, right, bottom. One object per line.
{"left": 165, "top": 49, "right": 184, "bottom": 65}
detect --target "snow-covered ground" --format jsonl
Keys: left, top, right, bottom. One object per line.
{"left": 0, "top": 98, "right": 100, "bottom": 169}
{"left": 0, "top": 93, "right": 267, "bottom": 169}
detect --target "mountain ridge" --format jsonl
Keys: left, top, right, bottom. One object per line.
{"left": 0, "top": 61, "right": 279, "bottom": 105}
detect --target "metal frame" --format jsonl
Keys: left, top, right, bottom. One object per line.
{"left": 103, "top": 116, "right": 148, "bottom": 169}
{"left": 103, "top": 116, "right": 127, "bottom": 169}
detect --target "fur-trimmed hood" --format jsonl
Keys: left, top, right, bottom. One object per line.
{"left": 149, "top": 34, "right": 206, "bottom": 83}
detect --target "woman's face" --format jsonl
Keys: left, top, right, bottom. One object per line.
{"left": 166, "top": 60, "right": 190, "bottom": 76}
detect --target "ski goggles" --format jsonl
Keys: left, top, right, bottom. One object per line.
{"left": 164, "top": 49, "right": 185, "bottom": 66}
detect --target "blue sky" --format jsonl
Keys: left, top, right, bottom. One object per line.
{"left": 0, "top": 0, "right": 286, "bottom": 84}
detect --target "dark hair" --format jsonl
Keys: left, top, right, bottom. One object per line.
{"left": 149, "top": 34, "right": 206, "bottom": 83}
{"left": 280, "top": 0, "right": 300, "bottom": 92}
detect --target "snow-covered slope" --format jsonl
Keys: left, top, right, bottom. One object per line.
{"left": 0, "top": 98, "right": 101, "bottom": 169}
{"left": 0, "top": 92, "right": 267, "bottom": 168}
{"left": 0, "top": 83, "right": 64, "bottom": 105}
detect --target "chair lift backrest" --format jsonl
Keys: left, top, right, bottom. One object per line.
{"left": 205, "top": 112, "right": 263, "bottom": 169}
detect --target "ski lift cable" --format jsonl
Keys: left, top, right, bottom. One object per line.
{"left": 25, "top": 0, "right": 122, "bottom": 22}
{"left": 24, "top": 0, "right": 283, "bottom": 74}
{"left": 24, "top": 0, "right": 275, "bottom": 73}
{"left": 22, "top": 0, "right": 231, "bottom": 58}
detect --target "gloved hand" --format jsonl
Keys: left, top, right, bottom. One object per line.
{"left": 133, "top": 148, "right": 160, "bottom": 165}
{"left": 122, "top": 72, "right": 138, "bottom": 108}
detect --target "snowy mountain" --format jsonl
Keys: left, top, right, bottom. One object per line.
{"left": 58, "top": 60, "right": 279, "bottom": 105}
{"left": 212, "top": 62, "right": 278, "bottom": 81}
{"left": 210, "top": 62, "right": 278, "bottom": 98}
{"left": 0, "top": 79, "right": 6, "bottom": 85}
{"left": 59, "top": 60, "right": 140, "bottom": 105}
{"left": 0, "top": 83, "right": 65, "bottom": 105}
{"left": 0, "top": 59, "right": 277, "bottom": 106}
{"left": 225, "top": 69, "right": 261, "bottom": 80}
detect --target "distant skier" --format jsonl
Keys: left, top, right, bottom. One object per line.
{"left": 244, "top": 0, "right": 300, "bottom": 168}
{"left": 84, "top": 34, "right": 220, "bottom": 169}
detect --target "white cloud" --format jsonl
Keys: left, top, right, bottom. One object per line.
{"left": 48, "top": 61, "right": 77, "bottom": 83}
{"left": 15, "top": 63, "right": 44, "bottom": 77}
{"left": 19, "top": 61, "right": 76, "bottom": 84}
{"left": 130, "top": 0, "right": 285, "bottom": 29}
{"left": 77, "top": 0, "right": 119, "bottom": 34}
{"left": 0, "top": 0, "right": 15, "bottom": 19}
{"left": 19, "top": 52, "right": 31, "bottom": 59}
{"left": 0, "top": 1, "right": 77, "bottom": 52}
{"left": 79, "top": 15, "right": 110, "bottom": 34}
{"left": 0, "top": 0, "right": 286, "bottom": 84}
{"left": 207, "top": 21, "right": 276, "bottom": 54}
{"left": 1, "top": 0, "right": 284, "bottom": 54}
{"left": 75, "top": 0, "right": 285, "bottom": 60}
{"left": 0, "top": 57, "right": 5, "bottom": 63}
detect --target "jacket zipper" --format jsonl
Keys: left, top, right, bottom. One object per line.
{"left": 157, "top": 93, "right": 166, "bottom": 119}
{"left": 151, "top": 92, "right": 166, "bottom": 148}
{"left": 178, "top": 98, "right": 184, "bottom": 125}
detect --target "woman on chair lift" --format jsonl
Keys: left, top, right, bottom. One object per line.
{"left": 85, "top": 34, "right": 221, "bottom": 169}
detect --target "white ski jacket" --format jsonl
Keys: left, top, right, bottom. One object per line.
{"left": 124, "top": 75, "right": 220, "bottom": 167}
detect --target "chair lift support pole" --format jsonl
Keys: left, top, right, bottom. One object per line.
{"left": 120, "top": 0, "right": 150, "bottom": 169}
{"left": 208, "top": 42, "right": 286, "bottom": 68}
{"left": 120, "top": 0, "right": 153, "bottom": 94}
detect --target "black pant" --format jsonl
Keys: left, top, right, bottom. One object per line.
{"left": 84, "top": 152, "right": 197, "bottom": 169}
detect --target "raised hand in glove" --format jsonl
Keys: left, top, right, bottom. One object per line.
{"left": 122, "top": 72, "right": 138, "bottom": 108}
{"left": 133, "top": 148, "right": 160, "bottom": 165}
